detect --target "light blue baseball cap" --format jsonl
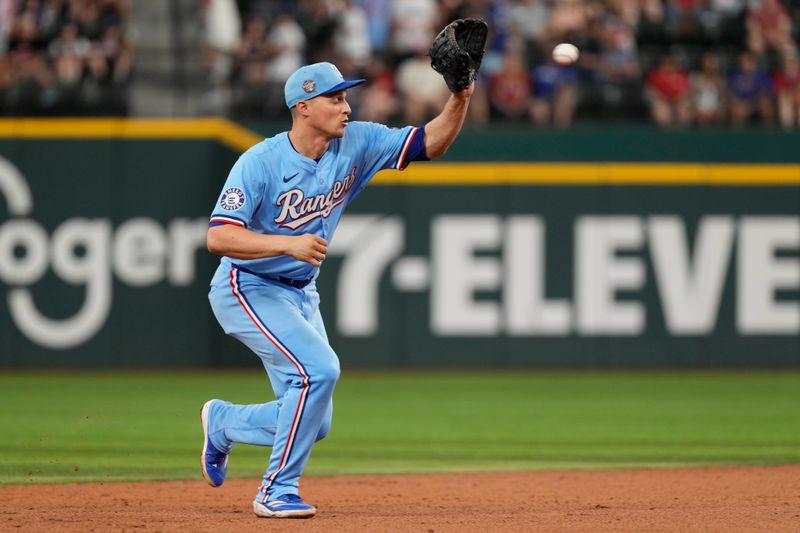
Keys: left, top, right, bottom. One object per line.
{"left": 284, "top": 62, "right": 365, "bottom": 108}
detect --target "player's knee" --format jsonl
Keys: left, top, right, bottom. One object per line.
{"left": 315, "top": 419, "right": 331, "bottom": 442}
{"left": 315, "top": 360, "right": 340, "bottom": 389}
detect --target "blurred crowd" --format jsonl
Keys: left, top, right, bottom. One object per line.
{"left": 0, "top": 0, "right": 132, "bottom": 116}
{"left": 202, "top": 0, "right": 800, "bottom": 129}
{"left": 1, "top": 0, "right": 798, "bottom": 127}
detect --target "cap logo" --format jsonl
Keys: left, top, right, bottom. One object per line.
{"left": 302, "top": 80, "right": 316, "bottom": 93}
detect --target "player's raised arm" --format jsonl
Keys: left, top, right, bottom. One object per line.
{"left": 424, "top": 84, "right": 475, "bottom": 159}
{"left": 424, "top": 19, "right": 488, "bottom": 159}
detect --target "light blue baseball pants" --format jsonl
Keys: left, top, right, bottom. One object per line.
{"left": 208, "top": 265, "right": 340, "bottom": 502}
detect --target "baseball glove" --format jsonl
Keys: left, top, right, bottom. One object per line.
{"left": 429, "top": 18, "right": 488, "bottom": 93}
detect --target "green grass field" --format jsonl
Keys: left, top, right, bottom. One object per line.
{"left": 1, "top": 371, "right": 799, "bottom": 484}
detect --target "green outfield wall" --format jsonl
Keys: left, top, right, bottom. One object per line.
{"left": 0, "top": 119, "right": 798, "bottom": 367}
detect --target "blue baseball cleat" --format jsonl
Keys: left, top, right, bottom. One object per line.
{"left": 200, "top": 399, "right": 228, "bottom": 487}
{"left": 253, "top": 494, "right": 317, "bottom": 519}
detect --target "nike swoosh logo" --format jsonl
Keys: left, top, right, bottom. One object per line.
{"left": 283, "top": 172, "right": 300, "bottom": 183}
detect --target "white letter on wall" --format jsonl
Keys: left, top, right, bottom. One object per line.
{"left": 738, "top": 216, "right": 800, "bottom": 334}
{"left": 576, "top": 216, "right": 645, "bottom": 335}
{"left": 649, "top": 216, "right": 734, "bottom": 335}
{"left": 8, "top": 219, "right": 112, "bottom": 349}
{"left": 113, "top": 218, "right": 167, "bottom": 287}
{"left": 329, "top": 215, "right": 404, "bottom": 336}
{"left": 504, "top": 215, "right": 571, "bottom": 335}
{"left": 432, "top": 215, "right": 501, "bottom": 336}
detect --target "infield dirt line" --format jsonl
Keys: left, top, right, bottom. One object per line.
{"left": 1, "top": 466, "right": 799, "bottom": 532}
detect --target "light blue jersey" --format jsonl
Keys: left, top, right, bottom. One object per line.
{"left": 206, "top": 120, "right": 426, "bottom": 504}
{"left": 209, "top": 122, "right": 421, "bottom": 281}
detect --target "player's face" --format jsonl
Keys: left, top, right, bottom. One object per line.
{"left": 307, "top": 90, "right": 351, "bottom": 138}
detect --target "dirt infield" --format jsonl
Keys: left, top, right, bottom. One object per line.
{"left": 2, "top": 466, "right": 799, "bottom": 532}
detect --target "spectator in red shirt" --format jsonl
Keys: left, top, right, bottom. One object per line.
{"left": 646, "top": 54, "right": 691, "bottom": 126}
{"left": 489, "top": 39, "right": 533, "bottom": 122}
{"left": 772, "top": 48, "right": 800, "bottom": 130}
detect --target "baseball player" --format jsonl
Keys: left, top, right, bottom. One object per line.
{"left": 201, "top": 20, "right": 488, "bottom": 519}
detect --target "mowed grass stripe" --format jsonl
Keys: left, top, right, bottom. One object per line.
{"left": 0, "top": 371, "right": 798, "bottom": 484}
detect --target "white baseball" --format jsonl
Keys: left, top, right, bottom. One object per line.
{"left": 552, "top": 43, "right": 579, "bottom": 65}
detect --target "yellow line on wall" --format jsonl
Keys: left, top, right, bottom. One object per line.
{"left": 0, "top": 119, "right": 798, "bottom": 185}
{"left": 0, "top": 118, "right": 263, "bottom": 153}
{"left": 378, "top": 162, "right": 800, "bottom": 185}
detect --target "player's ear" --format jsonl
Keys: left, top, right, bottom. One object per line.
{"left": 295, "top": 100, "right": 311, "bottom": 117}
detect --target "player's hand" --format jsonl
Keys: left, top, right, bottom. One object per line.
{"left": 453, "top": 82, "right": 475, "bottom": 100}
{"left": 285, "top": 234, "right": 327, "bottom": 267}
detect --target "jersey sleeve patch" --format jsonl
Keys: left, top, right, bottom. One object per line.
{"left": 219, "top": 187, "right": 247, "bottom": 211}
